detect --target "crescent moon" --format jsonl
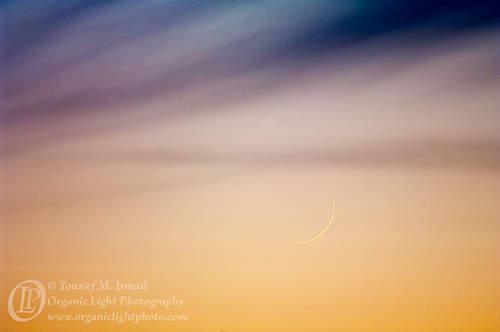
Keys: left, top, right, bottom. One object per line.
{"left": 298, "top": 196, "right": 335, "bottom": 244}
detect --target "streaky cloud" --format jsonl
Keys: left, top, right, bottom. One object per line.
{"left": 2, "top": 0, "right": 498, "bottom": 122}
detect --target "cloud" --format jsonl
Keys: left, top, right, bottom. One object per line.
{"left": 2, "top": 0, "right": 498, "bottom": 122}
{"left": 50, "top": 138, "right": 500, "bottom": 170}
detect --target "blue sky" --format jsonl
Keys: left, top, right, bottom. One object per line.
{"left": 2, "top": 0, "right": 498, "bottom": 122}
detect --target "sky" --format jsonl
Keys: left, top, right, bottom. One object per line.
{"left": 1, "top": 1, "right": 499, "bottom": 331}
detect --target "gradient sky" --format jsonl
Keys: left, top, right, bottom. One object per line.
{"left": 1, "top": 1, "right": 499, "bottom": 331}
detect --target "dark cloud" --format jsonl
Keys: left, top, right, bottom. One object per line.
{"left": 5, "top": 138, "right": 496, "bottom": 211}
{"left": 55, "top": 138, "right": 500, "bottom": 170}
{"left": 2, "top": 0, "right": 498, "bottom": 123}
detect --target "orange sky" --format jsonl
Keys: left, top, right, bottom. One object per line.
{"left": 2, "top": 30, "right": 499, "bottom": 332}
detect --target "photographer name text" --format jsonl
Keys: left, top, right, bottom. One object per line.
{"left": 57, "top": 280, "right": 147, "bottom": 293}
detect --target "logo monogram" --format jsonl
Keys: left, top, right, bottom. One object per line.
{"left": 8, "top": 280, "right": 46, "bottom": 322}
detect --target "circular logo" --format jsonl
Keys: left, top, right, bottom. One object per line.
{"left": 8, "top": 280, "right": 46, "bottom": 322}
